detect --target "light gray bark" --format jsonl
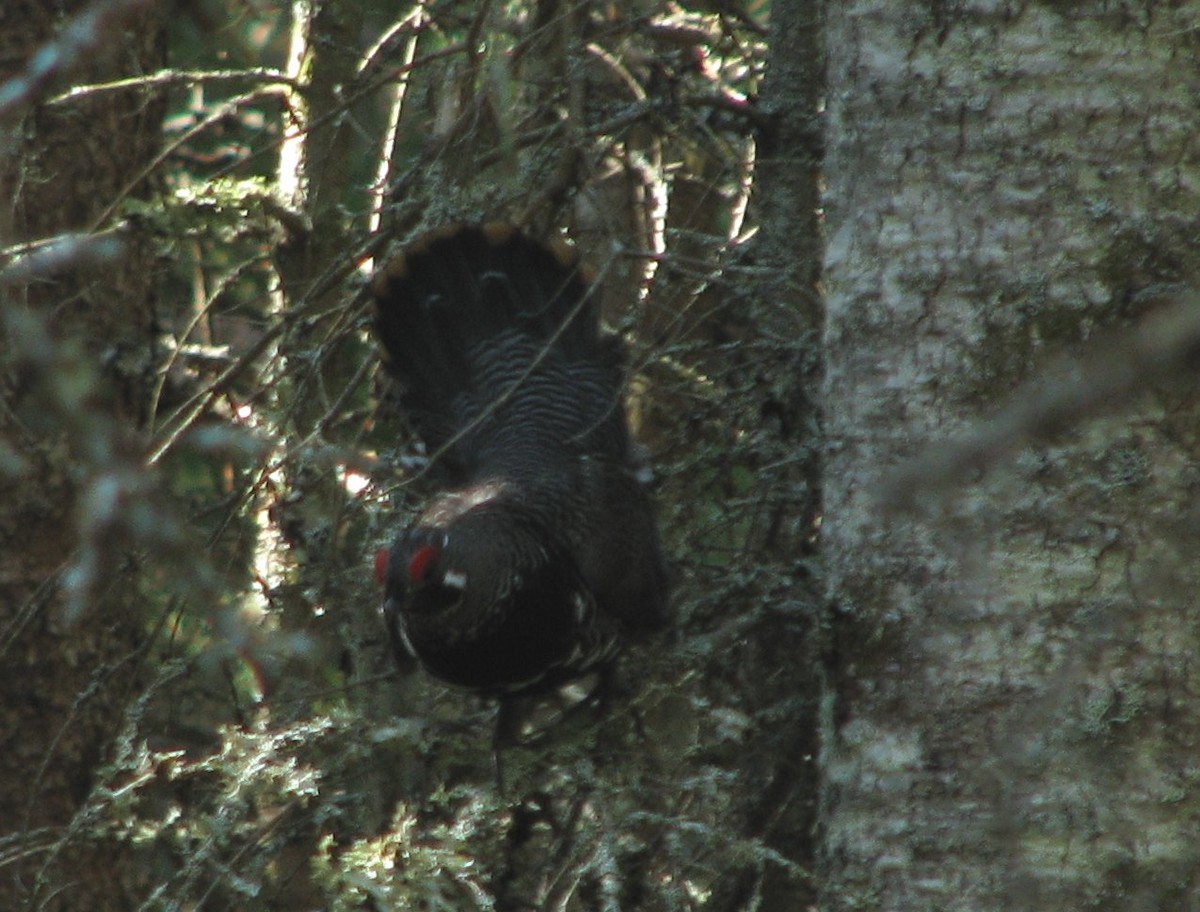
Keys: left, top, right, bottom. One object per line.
{"left": 821, "top": 3, "right": 1200, "bottom": 909}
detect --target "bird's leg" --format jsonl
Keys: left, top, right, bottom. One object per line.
{"left": 491, "top": 695, "right": 531, "bottom": 792}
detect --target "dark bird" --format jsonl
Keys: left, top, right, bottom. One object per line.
{"left": 371, "top": 224, "right": 669, "bottom": 695}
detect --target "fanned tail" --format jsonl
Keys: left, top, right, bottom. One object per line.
{"left": 371, "top": 224, "right": 626, "bottom": 470}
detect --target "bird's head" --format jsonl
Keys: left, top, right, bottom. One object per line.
{"left": 375, "top": 537, "right": 469, "bottom": 617}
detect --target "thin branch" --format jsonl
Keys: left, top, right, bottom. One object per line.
{"left": 88, "top": 85, "right": 293, "bottom": 234}
{"left": 46, "top": 67, "right": 300, "bottom": 106}
{"left": 0, "top": 227, "right": 126, "bottom": 285}
{"left": 883, "top": 295, "right": 1200, "bottom": 511}
{"left": 0, "top": 0, "right": 156, "bottom": 121}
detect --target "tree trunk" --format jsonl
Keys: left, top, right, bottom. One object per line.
{"left": 0, "top": 4, "right": 165, "bottom": 909}
{"left": 821, "top": 2, "right": 1200, "bottom": 908}
{"left": 702, "top": 1, "right": 825, "bottom": 909}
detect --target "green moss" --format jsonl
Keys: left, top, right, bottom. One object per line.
{"left": 1079, "top": 681, "right": 1144, "bottom": 737}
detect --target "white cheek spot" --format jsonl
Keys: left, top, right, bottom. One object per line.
{"left": 443, "top": 569, "right": 468, "bottom": 590}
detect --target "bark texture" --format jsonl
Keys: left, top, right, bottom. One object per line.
{"left": 820, "top": 3, "right": 1200, "bottom": 909}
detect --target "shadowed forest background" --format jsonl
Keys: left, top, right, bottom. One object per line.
{"left": 5, "top": 2, "right": 1200, "bottom": 911}
{"left": 1, "top": 1, "right": 821, "bottom": 909}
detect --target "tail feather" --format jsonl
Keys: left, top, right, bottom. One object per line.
{"left": 372, "top": 224, "right": 625, "bottom": 470}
